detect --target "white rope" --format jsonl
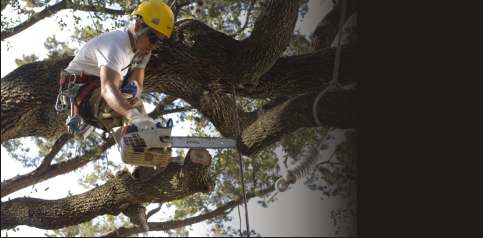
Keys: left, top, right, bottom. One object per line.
{"left": 269, "top": 0, "right": 349, "bottom": 202}
{"left": 312, "top": 0, "right": 348, "bottom": 127}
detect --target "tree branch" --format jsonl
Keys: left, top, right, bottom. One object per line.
{"left": 241, "top": 89, "right": 357, "bottom": 156}
{"left": 1, "top": 0, "right": 128, "bottom": 41}
{"left": 1, "top": 137, "right": 114, "bottom": 198}
{"left": 147, "top": 95, "right": 178, "bottom": 119}
{"left": 102, "top": 186, "right": 275, "bottom": 237}
{"left": 37, "top": 133, "right": 73, "bottom": 171}
{"left": 1, "top": 0, "right": 68, "bottom": 41}
{"left": 1, "top": 153, "right": 214, "bottom": 230}
{"left": 238, "top": 46, "right": 356, "bottom": 99}
{"left": 229, "top": 0, "right": 303, "bottom": 89}
{"left": 146, "top": 203, "right": 163, "bottom": 219}
{"left": 161, "top": 106, "right": 193, "bottom": 115}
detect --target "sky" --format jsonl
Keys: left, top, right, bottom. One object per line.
{"left": 1, "top": 1, "right": 354, "bottom": 237}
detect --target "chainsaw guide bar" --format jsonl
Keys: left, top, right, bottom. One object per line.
{"left": 119, "top": 119, "right": 237, "bottom": 167}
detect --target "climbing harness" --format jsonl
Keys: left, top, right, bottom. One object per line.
{"left": 268, "top": 0, "right": 350, "bottom": 202}
{"left": 55, "top": 52, "right": 140, "bottom": 139}
{"left": 55, "top": 71, "right": 101, "bottom": 138}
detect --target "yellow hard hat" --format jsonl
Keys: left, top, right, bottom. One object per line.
{"left": 132, "top": 0, "right": 175, "bottom": 38}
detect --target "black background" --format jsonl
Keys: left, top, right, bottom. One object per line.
{"left": 356, "top": 0, "right": 482, "bottom": 236}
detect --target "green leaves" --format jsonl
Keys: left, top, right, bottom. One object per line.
{"left": 280, "top": 127, "right": 327, "bottom": 163}
{"left": 44, "top": 35, "right": 75, "bottom": 60}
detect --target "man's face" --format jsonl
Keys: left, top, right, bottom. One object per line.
{"left": 135, "top": 26, "right": 167, "bottom": 54}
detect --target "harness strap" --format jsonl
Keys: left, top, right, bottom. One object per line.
{"left": 74, "top": 79, "right": 100, "bottom": 115}
{"left": 60, "top": 71, "right": 101, "bottom": 115}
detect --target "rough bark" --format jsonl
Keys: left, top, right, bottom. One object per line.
{"left": 242, "top": 89, "right": 357, "bottom": 156}
{"left": 1, "top": 153, "right": 214, "bottom": 230}
{"left": 229, "top": 0, "right": 303, "bottom": 89}
{"left": 241, "top": 46, "right": 356, "bottom": 99}
{"left": 1, "top": 57, "right": 73, "bottom": 143}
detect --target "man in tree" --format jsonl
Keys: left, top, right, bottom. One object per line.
{"left": 59, "top": 0, "right": 174, "bottom": 136}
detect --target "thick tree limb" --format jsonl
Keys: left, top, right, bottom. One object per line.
{"left": 229, "top": 0, "right": 303, "bottom": 89}
{"left": 1, "top": 0, "right": 128, "bottom": 41}
{"left": 1, "top": 137, "right": 114, "bottom": 198}
{"left": 1, "top": 57, "right": 73, "bottom": 143}
{"left": 239, "top": 46, "right": 356, "bottom": 99}
{"left": 1, "top": 154, "right": 214, "bottom": 230}
{"left": 103, "top": 186, "right": 275, "bottom": 237}
{"left": 241, "top": 89, "right": 357, "bottom": 156}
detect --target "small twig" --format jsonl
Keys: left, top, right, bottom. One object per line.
{"left": 283, "top": 156, "right": 289, "bottom": 170}
{"left": 147, "top": 95, "right": 179, "bottom": 119}
{"left": 162, "top": 106, "right": 193, "bottom": 115}
{"left": 147, "top": 203, "right": 163, "bottom": 219}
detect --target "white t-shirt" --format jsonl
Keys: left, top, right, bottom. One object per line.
{"left": 65, "top": 30, "right": 135, "bottom": 77}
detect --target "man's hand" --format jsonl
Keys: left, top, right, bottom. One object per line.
{"left": 126, "top": 108, "right": 156, "bottom": 130}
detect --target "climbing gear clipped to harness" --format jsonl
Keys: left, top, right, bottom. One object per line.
{"left": 131, "top": 0, "right": 175, "bottom": 38}
{"left": 55, "top": 71, "right": 100, "bottom": 138}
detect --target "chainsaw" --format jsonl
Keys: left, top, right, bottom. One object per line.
{"left": 120, "top": 119, "right": 237, "bottom": 167}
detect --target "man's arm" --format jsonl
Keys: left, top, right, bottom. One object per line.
{"left": 128, "top": 51, "right": 151, "bottom": 97}
{"left": 99, "top": 66, "right": 134, "bottom": 117}
{"left": 128, "top": 68, "right": 144, "bottom": 97}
